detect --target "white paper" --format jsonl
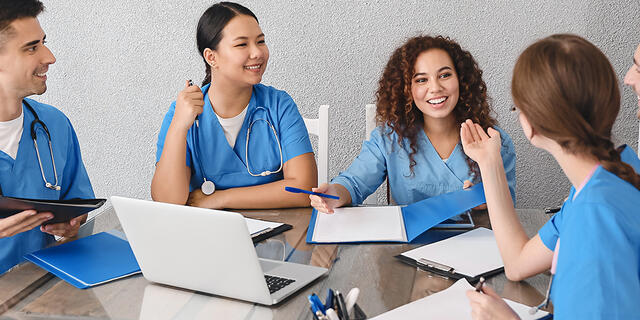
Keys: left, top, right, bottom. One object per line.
{"left": 401, "top": 227, "right": 503, "bottom": 277}
{"left": 244, "top": 218, "right": 283, "bottom": 236}
{"left": 312, "top": 206, "right": 406, "bottom": 243}
{"left": 371, "top": 278, "right": 548, "bottom": 320}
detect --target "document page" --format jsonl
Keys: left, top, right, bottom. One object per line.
{"left": 244, "top": 218, "right": 283, "bottom": 235}
{"left": 312, "top": 206, "right": 406, "bottom": 243}
{"left": 401, "top": 227, "right": 502, "bottom": 277}
{"left": 371, "top": 278, "right": 548, "bottom": 319}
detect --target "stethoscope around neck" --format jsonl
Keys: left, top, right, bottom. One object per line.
{"left": 191, "top": 106, "right": 283, "bottom": 195}
{"left": 23, "top": 100, "right": 61, "bottom": 191}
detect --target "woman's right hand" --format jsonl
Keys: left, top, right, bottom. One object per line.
{"left": 172, "top": 80, "right": 204, "bottom": 131}
{"left": 0, "top": 210, "right": 53, "bottom": 239}
{"left": 310, "top": 183, "right": 344, "bottom": 214}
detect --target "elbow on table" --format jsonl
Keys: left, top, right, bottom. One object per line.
{"left": 504, "top": 266, "right": 527, "bottom": 282}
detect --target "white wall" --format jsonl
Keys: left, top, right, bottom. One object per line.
{"left": 37, "top": 0, "right": 639, "bottom": 209}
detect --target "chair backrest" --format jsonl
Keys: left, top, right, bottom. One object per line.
{"left": 637, "top": 123, "right": 639, "bottom": 157}
{"left": 365, "top": 104, "right": 376, "bottom": 140}
{"left": 303, "top": 105, "right": 329, "bottom": 185}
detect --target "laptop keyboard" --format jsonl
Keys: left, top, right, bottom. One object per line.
{"left": 264, "top": 275, "right": 296, "bottom": 294}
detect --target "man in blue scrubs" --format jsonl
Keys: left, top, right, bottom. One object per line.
{"left": 0, "top": 0, "right": 94, "bottom": 274}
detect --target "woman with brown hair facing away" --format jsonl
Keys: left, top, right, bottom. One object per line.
{"left": 310, "top": 35, "right": 516, "bottom": 213}
{"left": 464, "top": 34, "right": 640, "bottom": 319}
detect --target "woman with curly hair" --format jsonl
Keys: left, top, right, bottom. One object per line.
{"left": 310, "top": 35, "right": 516, "bottom": 213}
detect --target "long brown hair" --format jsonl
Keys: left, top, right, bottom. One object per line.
{"left": 375, "top": 35, "right": 496, "bottom": 178}
{"left": 512, "top": 34, "right": 640, "bottom": 189}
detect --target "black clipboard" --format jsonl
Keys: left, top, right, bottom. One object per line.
{"left": 0, "top": 196, "right": 106, "bottom": 225}
{"left": 251, "top": 223, "right": 292, "bottom": 243}
{"left": 394, "top": 254, "right": 504, "bottom": 283}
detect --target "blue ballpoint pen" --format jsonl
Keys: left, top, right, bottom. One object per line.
{"left": 285, "top": 186, "right": 340, "bottom": 200}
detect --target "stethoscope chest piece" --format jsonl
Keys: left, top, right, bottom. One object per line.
{"left": 201, "top": 180, "right": 216, "bottom": 195}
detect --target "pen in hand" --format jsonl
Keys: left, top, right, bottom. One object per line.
{"left": 475, "top": 276, "right": 486, "bottom": 292}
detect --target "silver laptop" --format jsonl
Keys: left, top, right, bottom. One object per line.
{"left": 111, "top": 196, "right": 327, "bottom": 305}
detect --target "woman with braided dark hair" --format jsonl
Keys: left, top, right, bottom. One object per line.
{"left": 310, "top": 35, "right": 516, "bottom": 213}
{"left": 464, "top": 34, "right": 640, "bottom": 319}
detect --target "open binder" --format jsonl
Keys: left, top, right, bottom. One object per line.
{"left": 395, "top": 227, "right": 504, "bottom": 282}
{"left": 306, "top": 184, "right": 486, "bottom": 244}
{"left": 0, "top": 196, "right": 106, "bottom": 225}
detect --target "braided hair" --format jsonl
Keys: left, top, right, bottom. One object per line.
{"left": 512, "top": 34, "right": 640, "bottom": 189}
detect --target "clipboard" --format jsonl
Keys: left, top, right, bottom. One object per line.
{"left": 306, "top": 184, "right": 486, "bottom": 244}
{"left": 395, "top": 227, "right": 504, "bottom": 282}
{"left": 0, "top": 196, "right": 106, "bottom": 225}
{"left": 251, "top": 223, "right": 292, "bottom": 243}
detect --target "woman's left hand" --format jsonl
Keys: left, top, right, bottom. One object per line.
{"left": 466, "top": 284, "right": 520, "bottom": 320}
{"left": 40, "top": 214, "right": 87, "bottom": 238}
{"left": 463, "top": 180, "right": 487, "bottom": 210}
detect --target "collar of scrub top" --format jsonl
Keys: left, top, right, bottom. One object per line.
{"left": 191, "top": 84, "right": 283, "bottom": 195}
{"left": 22, "top": 99, "right": 61, "bottom": 191}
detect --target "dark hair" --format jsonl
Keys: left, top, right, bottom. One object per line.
{"left": 0, "top": 0, "right": 44, "bottom": 50}
{"left": 376, "top": 35, "right": 495, "bottom": 178}
{"left": 512, "top": 34, "right": 640, "bottom": 189}
{"left": 197, "top": 2, "right": 258, "bottom": 86}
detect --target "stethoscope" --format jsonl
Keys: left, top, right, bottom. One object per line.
{"left": 191, "top": 106, "right": 283, "bottom": 195}
{"left": 23, "top": 100, "right": 61, "bottom": 191}
{"left": 529, "top": 239, "right": 560, "bottom": 315}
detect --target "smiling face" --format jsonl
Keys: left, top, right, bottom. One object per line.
{"left": 411, "top": 49, "right": 460, "bottom": 125}
{"left": 206, "top": 15, "right": 269, "bottom": 87}
{"left": 0, "top": 17, "right": 55, "bottom": 99}
{"left": 623, "top": 44, "right": 640, "bottom": 119}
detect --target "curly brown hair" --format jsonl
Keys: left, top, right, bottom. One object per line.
{"left": 375, "top": 35, "right": 496, "bottom": 179}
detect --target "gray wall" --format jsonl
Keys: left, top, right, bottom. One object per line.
{"left": 37, "top": 1, "right": 639, "bottom": 209}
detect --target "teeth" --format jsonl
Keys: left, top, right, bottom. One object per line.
{"left": 35, "top": 73, "right": 46, "bottom": 77}
{"left": 428, "top": 97, "right": 446, "bottom": 104}
{"left": 245, "top": 65, "right": 260, "bottom": 70}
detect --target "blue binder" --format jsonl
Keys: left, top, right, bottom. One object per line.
{"left": 24, "top": 231, "right": 141, "bottom": 289}
{"left": 306, "top": 183, "right": 486, "bottom": 244}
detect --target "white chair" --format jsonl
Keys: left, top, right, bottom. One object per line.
{"left": 637, "top": 123, "right": 639, "bottom": 156}
{"left": 365, "top": 104, "right": 377, "bottom": 140}
{"left": 304, "top": 105, "right": 329, "bottom": 185}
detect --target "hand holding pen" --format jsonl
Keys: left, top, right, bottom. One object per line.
{"left": 466, "top": 277, "right": 520, "bottom": 320}
{"left": 173, "top": 79, "right": 204, "bottom": 131}
{"left": 308, "top": 183, "right": 347, "bottom": 214}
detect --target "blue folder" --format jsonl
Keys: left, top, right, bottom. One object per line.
{"left": 24, "top": 231, "right": 141, "bottom": 289}
{"left": 306, "top": 183, "right": 486, "bottom": 244}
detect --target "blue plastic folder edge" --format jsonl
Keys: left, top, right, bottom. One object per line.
{"left": 306, "top": 184, "right": 486, "bottom": 244}
{"left": 24, "top": 231, "right": 141, "bottom": 289}
{"left": 402, "top": 183, "right": 486, "bottom": 242}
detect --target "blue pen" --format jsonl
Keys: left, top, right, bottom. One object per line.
{"left": 325, "top": 288, "right": 334, "bottom": 309}
{"left": 285, "top": 186, "right": 340, "bottom": 200}
{"left": 309, "top": 294, "right": 326, "bottom": 314}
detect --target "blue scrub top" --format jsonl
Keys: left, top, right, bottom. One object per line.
{"left": 0, "top": 98, "right": 94, "bottom": 274}
{"left": 332, "top": 125, "right": 516, "bottom": 205}
{"left": 156, "top": 83, "right": 313, "bottom": 191}
{"left": 620, "top": 144, "right": 640, "bottom": 173}
{"left": 538, "top": 166, "right": 640, "bottom": 319}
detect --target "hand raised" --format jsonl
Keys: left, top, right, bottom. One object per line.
{"left": 173, "top": 80, "right": 205, "bottom": 131}
{"left": 460, "top": 119, "right": 503, "bottom": 167}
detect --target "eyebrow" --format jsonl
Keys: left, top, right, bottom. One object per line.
{"left": 232, "top": 33, "right": 265, "bottom": 41}
{"left": 413, "top": 66, "right": 453, "bottom": 78}
{"left": 22, "top": 34, "right": 46, "bottom": 48}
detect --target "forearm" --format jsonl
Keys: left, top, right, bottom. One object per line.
{"left": 479, "top": 158, "right": 530, "bottom": 278}
{"left": 151, "top": 123, "right": 191, "bottom": 204}
{"left": 213, "top": 177, "right": 314, "bottom": 209}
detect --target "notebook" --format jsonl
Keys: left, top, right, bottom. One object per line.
{"left": 306, "top": 184, "right": 486, "bottom": 243}
{"left": 0, "top": 196, "right": 106, "bottom": 225}
{"left": 370, "top": 278, "right": 549, "bottom": 320}
{"left": 24, "top": 231, "right": 141, "bottom": 289}
{"left": 396, "top": 227, "right": 503, "bottom": 282}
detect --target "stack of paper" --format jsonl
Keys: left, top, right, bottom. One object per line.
{"left": 371, "top": 278, "right": 549, "bottom": 319}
